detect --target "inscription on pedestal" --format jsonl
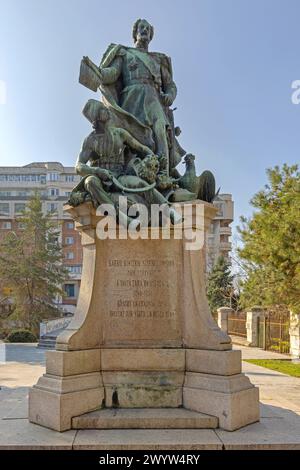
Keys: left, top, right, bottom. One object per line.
{"left": 100, "top": 240, "right": 182, "bottom": 346}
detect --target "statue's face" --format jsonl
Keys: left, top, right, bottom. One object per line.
{"left": 136, "top": 20, "right": 152, "bottom": 44}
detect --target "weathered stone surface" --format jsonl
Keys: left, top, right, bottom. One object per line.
{"left": 216, "top": 416, "right": 300, "bottom": 449}
{"left": 72, "top": 408, "right": 218, "bottom": 429}
{"left": 34, "top": 372, "right": 102, "bottom": 394}
{"left": 46, "top": 349, "right": 100, "bottom": 377}
{"left": 0, "top": 418, "right": 76, "bottom": 450}
{"left": 183, "top": 385, "right": 260, "bottom": 431}
{"left": 101, "top": 348, "right": 185, "bottom": 371}
{"left": 102, "top": 371, "right": 184, "bottom": 386}
{"left": 184, "top": 372, "right": 252, "bottom": 393}
{"left": 104, "top": 385, "right": 182, "bottom": 408}
{"left": 29, "top": 386, "right": 104, "bottom": 432}
{"left": 73, "top": 428, "right": 223, "bottom": 450}
{"left": 186, "top": 349, "right": 241, "bottom": 376}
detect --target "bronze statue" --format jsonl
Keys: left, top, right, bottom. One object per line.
{"left": 69, "top": 100, "right": 182, "bottom": 225}
{"left": 79, "top": 19, "right": 185, "bottom": 174}
{"left": 72, "top": 19, "right": 218, "bottom": 218}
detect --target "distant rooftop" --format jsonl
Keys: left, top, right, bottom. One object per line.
{"left": 0, "top": 162, "right": 75, "bottom": 173}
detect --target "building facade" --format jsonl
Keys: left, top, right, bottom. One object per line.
{"left": 0, "top": 162, "right": 82, "bottom": 314}
{"left": 207, "top": 194, "right": 234, "bottom": 272}
{"left": 0, "top": 161, "right": 234, "bottom": 311}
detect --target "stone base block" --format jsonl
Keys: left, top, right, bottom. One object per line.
{"left": 186, "top": 349, "right": 241, "bottom": 376}
{"left": 101, "top": 348, "right": 185, "bottom": 371}
{"left": 46, "top": 349, "right": 101, "bottom": 376}
{"left": 183, "top": 372, "right": 259, "bottom": 431}
{"left": 101, "top": 365, "right": 184, "bottom": 408}
{"left": 29, "top": 385, "right": 104, "bottom": 432}
{"left": 104, "top": 385, "right": 182, "bottom": 408}
{"left": 29, "top": 347, "right": 104, "bottom": 432}
{"left": 72, "top": 408, "right": 218, "bottom": 429}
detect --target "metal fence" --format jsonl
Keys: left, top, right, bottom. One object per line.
{"left": 227, "top": 307, "right": 290, "bottom": 354}
{"left": 258, "top": 308, "right": 290, "bottom": 354}
{"left": 228, "top": 312, "right": 247, "bottom": 337}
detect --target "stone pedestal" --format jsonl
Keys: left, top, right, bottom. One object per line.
{"left": 29, "top": 200, "right": 259, "bottom": 432}
{"left": 246, "top": 307, "right": 265, "bottom": 347}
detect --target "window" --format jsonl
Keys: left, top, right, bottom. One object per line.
{"left": 66, "top": 265, "right": 82, "bottom": 274}
{"left": 214, "top": 203, "right": 224, "bottom": 217}
{"left": 0, "top": 221, "right": 11, "bottom": 229}
{"left": 65, "top": 175, "right": 75, "bottom": 182}
{"left": 0, "top": 203, "right": 9, "bottom": 216}
{"left": 65, "top": 191, "right": 71, "bottom": 197}
{"left": 47, "top": 203, "right": 58, "bottom": 213}
{"left": 18, "top": 222, "right": 25, "bottom": 229}
{"left": 0, "top": 191, "right": 11, "bottom": 197}
{"left": 49, "top": 188, "right": 59, "bottom": 196}
{"left": 65, "top": 236, "right": 74, "bottom": 245}
{"left": 47, "top": 173, "right": 59, "bottom": 182}
{"left": 17, "top": 191, "right": 28, "bottom": 197}
{"left": 0, "top": 174, "right": 46, "bottom": 182}
{"left": 14, "top": 203, "right": 25, "bottom": 215}
{"left": 64, "top": 284, "right": 75, "bottom": 298}
{"left": 66, "top": 222, "right": 74, "bottom": 229}
{"left": 65, "top": 252, "right": 74, "bottom": 260}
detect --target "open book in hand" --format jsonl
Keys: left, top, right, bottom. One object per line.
{"left": 79, "top": 56, "right": 101, "bottom": 92}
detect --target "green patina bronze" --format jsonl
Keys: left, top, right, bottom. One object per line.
{"left": 69, "top": 19, "right": 219, "bottom": 220}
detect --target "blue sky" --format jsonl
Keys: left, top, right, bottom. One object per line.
{"left": 0, "top": 0, "right": 299, "bottom": 231}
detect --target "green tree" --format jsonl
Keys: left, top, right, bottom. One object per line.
{"left": 207, "top": 256, "right": 235, "bottom": 313}
{"left": 238, "top": 164, "right": 300, "bottom": 311}
{"left": 0, "top": 193, "right": 68, "bottom": 334}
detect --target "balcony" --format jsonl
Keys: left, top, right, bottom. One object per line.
{"left": 220, "top": 241, "right": 232, "bottom": 251}
{"left": 219, "top": 226, "right": 232, "bottom": 236}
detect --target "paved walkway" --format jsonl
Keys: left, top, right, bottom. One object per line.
{"left": 234, "top": 344, "right": 291, "bottom": 360}
{"left": 0, "top": 343, "right": 300, "bottom": 449}
{"left": 234, "top": 345, "right": 300, "bottom": 414}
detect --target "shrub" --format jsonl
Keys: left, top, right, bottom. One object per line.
{"left": 6, "top": 329, "right": 37, "bottom": 343}
{"left": 0, "top": 329, "right": 10, "bottom": 340}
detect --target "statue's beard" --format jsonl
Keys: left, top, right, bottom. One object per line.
{"left": 136, "top": 37, "right": 150, "bottom": 49}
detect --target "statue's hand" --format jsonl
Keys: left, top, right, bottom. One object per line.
{"left": 160, "top": 93, "right": 173, "bottom": 107}
{"left": 98, "top": 67, "right": 104, "bottom": 80}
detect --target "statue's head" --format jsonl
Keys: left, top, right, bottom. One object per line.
{"left": 82, "top": 99, "right": 110, "bottom": 129}
{"left": 128, "top": 155, "right": 159, "bottom": 184}
{"left": 132, "top": 19, "right": 154, "bottom": 46}
{"left": 184, "top": 154, "right": 196, "bottom": 165}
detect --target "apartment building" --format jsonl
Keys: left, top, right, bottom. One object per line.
{"left": 207, "top": 194, "right": 234, "bottom": 272}
{"left": 0, "top": 162, "right": 82, "bottom": 313}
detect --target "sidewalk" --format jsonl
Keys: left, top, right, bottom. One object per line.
{"left": 0, "top": 344, "right": 300, "bottom": 449}
{"left": 234, "top": 345, "right": 300, "bottom": 413}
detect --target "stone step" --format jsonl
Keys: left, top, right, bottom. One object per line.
{"left": 72, "top": 408, "right": 218, "bottom": 430}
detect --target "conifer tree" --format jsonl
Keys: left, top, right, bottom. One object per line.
{"left": 0, "top": 193, "right": 68, "bottom": 333}
{"left": 207, "top": 256, "right": 234, "bottom": 313}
